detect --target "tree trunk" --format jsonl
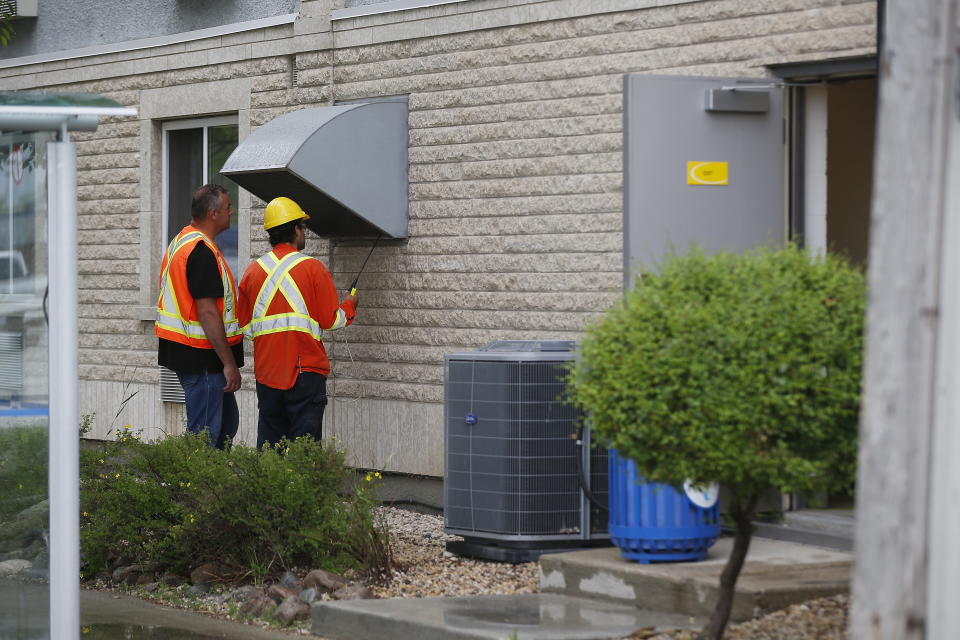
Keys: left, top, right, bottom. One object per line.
{"left": 698, "top": 493, "right": 759, "bottom": 640}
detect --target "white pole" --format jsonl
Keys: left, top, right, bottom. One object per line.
{"left": 47, "top": 138, "right": 79, "bottom": 640}
{"left": 850, "top": 0, "right": 958, "bottom": 637}
{"left": 927, "top": 57, "right": 960, "bottom": 638}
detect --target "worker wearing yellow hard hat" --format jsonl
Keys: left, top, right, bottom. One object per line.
{"left": 237, "top": 196, "right": 358, "bottom": 447}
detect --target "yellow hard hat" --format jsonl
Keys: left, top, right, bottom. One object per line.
{"left": 263, "top": 197, "right": 310, "bottom": 230}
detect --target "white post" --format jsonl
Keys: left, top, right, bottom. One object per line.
{"left": 927, "top": 54, "right": 960, "bottom": 638}
{"left": 47, "top": 139, "right": 79, "bottom": 640}
{"left": 802, "top": 86, "right": 828, "bottom": 256}
{"left": 850, "top": 0, "right": 959, "bottom": 637}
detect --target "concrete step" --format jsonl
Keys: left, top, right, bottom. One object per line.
{"left": 752, "top": 510, "right": 855, "bottom": 551}
{"left": 311, "top": 593, "right": 702, "bottom": 640}
{"left": 539, "top": 537, "right": 852, "bottom": 623}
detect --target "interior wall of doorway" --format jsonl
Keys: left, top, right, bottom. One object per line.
{"left": 798, "top": 77, "right": 877, "bottom": 268}
{"left": 789, "top": 75, "right": 877, "bottom": 513}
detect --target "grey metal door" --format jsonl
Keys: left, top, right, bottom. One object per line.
{"left": 623, "top": 74, "right": 786, "bottom": 279}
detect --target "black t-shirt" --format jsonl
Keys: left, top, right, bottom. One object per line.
{"left": 158, "top": 242, "right": 244, "bottom": 373}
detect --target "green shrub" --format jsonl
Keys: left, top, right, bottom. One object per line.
{"left": 567, "top": 245, "right": 865, "bottom": 639}
{"left": 569, "top": 245, "right": 864, "bottom": 496}
{"left": 0, "top": 424, "right": 47, "bottom": 521}
{"left": 80, "top": 429, "right": 390, "bottom": 582}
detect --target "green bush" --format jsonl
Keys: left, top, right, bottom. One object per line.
{"left": 567, "top": 245, "right": 865, "bottom": 639}
{"left": 0, "top": 424, "right": 47, "bottom": 521}
{"left": 80, "top": 429, "right": 390, "bottom": 582}
{"left": 569, "top": 245, "right": 864, "bottom": 496}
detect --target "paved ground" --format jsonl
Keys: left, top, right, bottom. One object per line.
{"left": 312, "top": 593, "right": 700, "bottom": 640}
{"left": 0, "top": 579, "right": 309, "bottom": 640}
{"left": 540, "top": 537, "right": 852, "bottom": 622}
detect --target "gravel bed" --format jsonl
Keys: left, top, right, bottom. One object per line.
{"left": 629, "top": 594, "right": 849, "bottom": 640}
{"left": 373, "top": 506, "right": 540, "bottom": 599}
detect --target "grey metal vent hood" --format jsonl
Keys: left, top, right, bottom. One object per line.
{"left": 220, "top": 101, "right": 408, "bottom": 238}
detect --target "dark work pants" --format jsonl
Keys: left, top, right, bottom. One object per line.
{"left": 255, "top": 371, "right": 327, "bottom": 448}
{"left": 176, "top": 370, "right": 239, "bottom": 450}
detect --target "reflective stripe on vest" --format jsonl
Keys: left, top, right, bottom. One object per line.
{"left": 248, "top": 250, "right": 328, "bottom": 341}
{"left": 155, "top": 228, "right": 242, "bottom": 342}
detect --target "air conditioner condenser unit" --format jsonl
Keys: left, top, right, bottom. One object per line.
{"left": 443, "top": 340, "right": 609, "bottom": 563}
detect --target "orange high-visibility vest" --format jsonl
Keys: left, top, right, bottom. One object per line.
{"left": 245, "top": 250, "right": 349, "bottom": 341}
{"left": 155, "top": 226, "right": 243, "bottom": 348}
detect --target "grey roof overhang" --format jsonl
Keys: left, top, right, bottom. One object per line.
{"left": 220, "top": 100, "right": 408, "bottom": 239}
{"left": 767, "top": 55, "right": 877, "bottom": 82}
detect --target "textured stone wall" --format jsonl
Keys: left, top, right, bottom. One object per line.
{"left": 0, "top": 0, "right": 876, "bottom": 475}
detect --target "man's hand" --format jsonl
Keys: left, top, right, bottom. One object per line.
{"left": 347, "top": 292, "right": 358, "bottom": 309}
{"left": 196, "top": 297, "right": 242, "bottom": 392}
{"left": 223, "top": 362, "right": 241, "bottom": 393}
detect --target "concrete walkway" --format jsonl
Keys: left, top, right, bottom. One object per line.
{"left": 540, "top": 537, "right": 852, "bottom": 622}
{"left": 0, "top": 579, "right": 311, "bottom": 640}
{"left": 310, "top": 537, "right": 851, "bottom": 639}
{"left": 311, "top": 593, "right": 701, "bottom": 640}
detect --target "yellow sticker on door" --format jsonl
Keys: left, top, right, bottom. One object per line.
{"left": 687, "top": 161, "right": 729, "bottom": 186}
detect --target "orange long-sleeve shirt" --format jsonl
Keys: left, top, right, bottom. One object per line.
{"left": 237, "top": 244, "right": 356, "bottom": 390}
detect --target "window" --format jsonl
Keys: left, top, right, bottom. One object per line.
{"left": 0, "top": 136, "right": 45, "bottom": 298}
{"left": 162, "top": 116, "right": 239, "bottom": 275}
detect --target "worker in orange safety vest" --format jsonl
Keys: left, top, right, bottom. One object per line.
{"left": 156, "top": 184, "right": 244, "bottom": 448}
{"left": 237, "top": 196, "right": 358, "bottom": 448}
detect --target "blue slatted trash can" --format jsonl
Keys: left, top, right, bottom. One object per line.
{"left": 608, "top": 448, "right": 720, "bottom": 563}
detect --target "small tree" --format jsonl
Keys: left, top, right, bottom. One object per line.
{"left": 567, "top": 245, "right": 865, "bottom": 640}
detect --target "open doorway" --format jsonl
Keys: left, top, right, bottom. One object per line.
{"left": 792, "top": 76, "right": 877, "bottom": 269}
{"left": 783, "top": 63, "right": 878, "bottom": 515}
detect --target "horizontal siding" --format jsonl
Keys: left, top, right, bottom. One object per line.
{"left": 4, "top": 0, "right": 876, "bottom": 475}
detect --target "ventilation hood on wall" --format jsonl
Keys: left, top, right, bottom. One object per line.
{"left": 220, "top": 100, "right": 408, "bottom": 239}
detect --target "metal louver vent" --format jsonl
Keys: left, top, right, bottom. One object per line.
{"left": 159, "top": 366, "right": 185, "bottom": 403}
{"left": 0, "top": 331, "right": 22, "bottom": 393}
{"left": 0, "top": 1, "right": 38, "bottom": 18}
{"left": 443, "top": 341, "right": 608, "bottom": 543}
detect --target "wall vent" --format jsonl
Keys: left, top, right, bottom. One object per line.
{"left": 159, "top": 366, "right": 185, "bottom": 403}
{"left": 0, "top": 331, "right": 22, "bottom": 394}
{"left": 444, "top": 340, "right": 608, "bottom": 547}
{"left": 0, "top": 0, "right": 38, "bottom": 18}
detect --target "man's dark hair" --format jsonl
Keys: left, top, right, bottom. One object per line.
{"left": 268, "top": 219, "right": 301, "bottom": 246}
{"left": 191, "top": 184, "right": 228, "bottom": 220}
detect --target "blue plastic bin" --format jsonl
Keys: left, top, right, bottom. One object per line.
{"left": 608, "top": 449, "right": 720, "bottom": 563}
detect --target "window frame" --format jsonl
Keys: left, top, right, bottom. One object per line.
{"left": 160, "top": 114, "right": 238, "bottom": 251}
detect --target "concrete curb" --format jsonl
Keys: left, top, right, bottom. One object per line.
{"left": 539, "top": 537, "right": 852, "bottom": 622}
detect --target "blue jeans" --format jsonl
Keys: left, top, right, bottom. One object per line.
{"left": 256, "top": 372, "right": 326, "bottom": 448}
{"left": 176, "top": 370, "right": 238, "bottom": 449}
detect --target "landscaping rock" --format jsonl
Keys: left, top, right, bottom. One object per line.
{"left": 187, "top": 583, "right": 210, "bottom": 597}
{"left": 0, "top": 558, "right": 32, "bottom": 576}
{"left": 20, "top": 567, "right": 48, "bottom": 581}
{"left": 190, "top": 561, "right": 232, "bottom": 585}
{"left": 229, "top": 585, "right": 262, "bottom": 601}
{"left": 298, "top": 587, "right": 318, "bottom": 604}
{"left": 111, "top": 564, "right": 140, "bottom": 585}
{"left": 140, "top": 582, "right": 160, "bottom": 594}
{"left": 279, "top": 570, "right": 300, "bottom": 588}
{"left": 135, "top": 574, "right": 156, "bottom": 586}
{"left": 267, "top": 584, "right": 297, "bottom": 604}
{"left": 275, "top": 596, "right": 310, "bottom": 625}
{"left": 303, "top": 568, "right": 348, "bottom": 593}
{"left": 239, "top": 593, "right": 275, "bottom": 617}
{"left": 331, "top": 584, "right": 375, "bottom": 601}
{"left": 0, "top": 508, "right": 47, "bottom": 553}
{"left": 31, "top": 548, "right": 49, "bottom": 569}
{"left": 160, "top": 574, "right": 185, "bottom": 587}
